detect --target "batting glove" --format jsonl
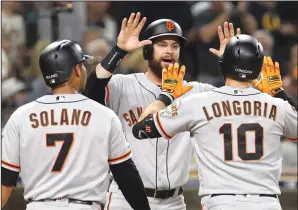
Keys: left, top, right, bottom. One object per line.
{"left": 252, "top": 56, "right": 283, "bottom": 96}
{"left": 159, "top": 63, "right": 193, "bottom": 104}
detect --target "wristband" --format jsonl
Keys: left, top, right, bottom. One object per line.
{"left": 157, "top": 92, "right": 174, "bottom": 106}
{"left": 274, "top": 90, "right": 297, "bottom": 111}
{"left": 101, "top": 45, "right": 128, "bottom": 73}
{"left": 271, "top": 87, "right": 283, "bottom": 95}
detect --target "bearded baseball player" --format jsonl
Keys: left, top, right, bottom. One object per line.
{"left": 132, "top": 35, "right": 297, "bottom": 210}
{"left": 84, "top": 12, "right": 239, "bottom": 210}
{"left": 1, "top": 40, "right": 151, "bottom": 210}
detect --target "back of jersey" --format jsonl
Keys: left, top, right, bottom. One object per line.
{"left": 189, "top": 86, "right": 297, "bottom": 195}
{"left": 2, "top": 94, "right": 131, "bottom": 202}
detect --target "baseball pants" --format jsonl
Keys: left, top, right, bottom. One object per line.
{"left": 26, "top": 199, "right": 102, "bottom": 210}
{"left": 201, "top": 194, "right": 282, "bottom": 210}
{"left": 105, "top": 180, "right": 186, "bottom": 210}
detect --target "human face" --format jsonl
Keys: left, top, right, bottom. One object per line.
{"left": 148, "top": 36, "right": 180, "bottom": 78}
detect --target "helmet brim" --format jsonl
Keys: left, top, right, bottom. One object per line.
{"left": 81, "top": 55, "right": 95, "bottom": 64}
{"left": 148, "top": 33, "right": 187, "bottom": 46}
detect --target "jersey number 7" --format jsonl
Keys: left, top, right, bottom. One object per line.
{"left": 46, "top": 133, "right": 74, "bottom": 172}
{"left": 220, "top": 123, "right": 264, "bottom": 161}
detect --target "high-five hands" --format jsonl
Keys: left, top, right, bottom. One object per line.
{"left": 210, "top": 22, "right": 241, "bottom": 57}
{"left": 117, "top": 12, "right": 152, "bottom": 52}
{"left": 138, "top": 63, "right": 192, "bottom": 122}
{"left": 252, "top": 56, "right": 283, "bottom": 96}
{"left": 161, "top": 63, "right": 193, "bottom": 101}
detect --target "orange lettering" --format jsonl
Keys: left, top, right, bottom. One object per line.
{"left": 145, "top": 125, "right": 151, "bottom": 133}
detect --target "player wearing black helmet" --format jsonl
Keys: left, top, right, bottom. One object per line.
{"left": 2, "top": 39, "right": 151, "bottom": 210}
{"left": 39, "top": 40, "right": 93, "bottom": 90}
{"left": 218, "top": 34, "right": 264, "bottom": 81}
{"left": 83, "top": 12, "right": 239, "bottom": 210}
{"left": 133, "top": 34, "right": 297, "bottom": 210}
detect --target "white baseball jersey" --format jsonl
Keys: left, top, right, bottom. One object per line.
{"left": 1, "top": 94, "right": 131, "bottom": 202}
{"left": 105, "top": 73, "right": 214, "bottom": 189}
{"left": 153, "top": 86, "right": 297, "bottom": 195}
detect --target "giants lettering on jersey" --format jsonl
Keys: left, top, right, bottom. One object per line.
{"left": 203, "top": 100, "right": 277, "bottom": 121}
{"left": 123, "top": 107, "right": 143, "bottom": 126}
{"left": 29, "top": 109, "right": 91, "bottom": 128}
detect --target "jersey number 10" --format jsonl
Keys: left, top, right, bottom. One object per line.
{"left": 220, "top": 123, "right": 264, "bottom": 161}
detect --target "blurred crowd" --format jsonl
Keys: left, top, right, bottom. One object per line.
{"left": 2, "top": 1, "right": 297, "bottom": 170}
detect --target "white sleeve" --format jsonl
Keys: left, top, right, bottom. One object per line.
{"left": 181, "top": 81, "right": 215, "bottom": 99}
{"left": 108, "top": 114, "right": 132, "bottom": 165}
{"left": 190, "top": 81, "right": 215, "bottom": 93}
{"left": 153, "top": 96, "right": 196, "bottom": 139}
{"left": 283, "top": 102, "right": 298, "bottom": 140}
{"left": 1, "top": 112, "right": 21, "bottom": 172}
{"left": 106, "top": 75, "right": 123, "bottom": 114}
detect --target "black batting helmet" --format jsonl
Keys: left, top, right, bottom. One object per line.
{"left": 143, "top": 19, "right": 187, "bottom": 60}
{"left": 39, "top": 40, "right": 94, "bottom": 87}
{"left": 219, "top": 34, "right": 264, "bottom": 81}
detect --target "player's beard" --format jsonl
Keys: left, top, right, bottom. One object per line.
{"left": 148, "top": 59, "right": 162, "bottom": 79}
{"left": 148, "top": 58, "right": 177, "bottom": 79}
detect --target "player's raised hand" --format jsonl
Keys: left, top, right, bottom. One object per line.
{"left": 251, "top": 56, "right": 284, "bottom": 96}
{"left": 117, "top": 12, "right": 152, "bottom": 52}
{"left": 161, "top": 63, "right": 193, "bottom": 100}
{"left": 209, "top": 22, "right": 241, "bottom": 57}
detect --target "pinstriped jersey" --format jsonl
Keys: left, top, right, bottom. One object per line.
{"left": 104, "top": 73, "right": 214, "bottom": 189}
{"left": 1, "top": 94, "right": 131, "bottom": 202}
{"left": 153, "top": 86, "right": 297, "bottom": 195}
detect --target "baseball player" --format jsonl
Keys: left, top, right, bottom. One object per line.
{"left": 132, "top": 35, "right": 297, "bottom": 210}
{"left": 83, "top": 12, "right": 239, "bottom": 209}
{"left": 1, "top": 40, "right": 151, "bottom": 210}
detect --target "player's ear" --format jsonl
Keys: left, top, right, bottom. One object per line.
{"left": 74, "top": 63, "right": 81, "bottom": 79}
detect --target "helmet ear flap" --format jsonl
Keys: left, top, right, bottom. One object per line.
{"left": 143, "top": 44, "right": 153, "bottom": 60}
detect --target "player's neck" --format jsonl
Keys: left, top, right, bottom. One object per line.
{"left": 51, "top": 83, "right": 78, "bottom": 95}
{"left": 145, "top": 70, "right": 162, "bottom": 86}
{"left": 225, "top": 78, "right": 250, "bottom": 88}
